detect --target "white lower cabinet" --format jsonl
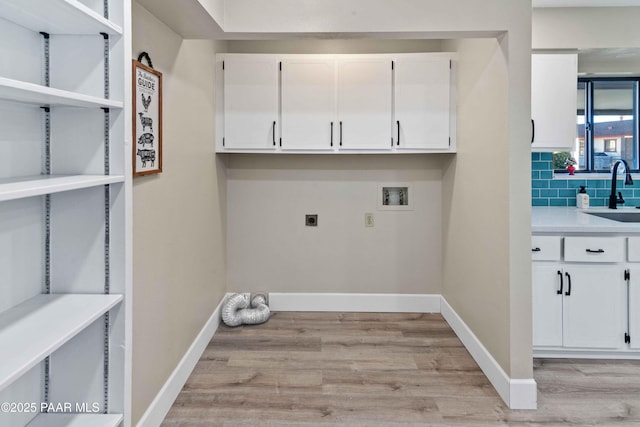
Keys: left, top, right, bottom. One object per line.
{"left": 533, "top": 263, "right": 625, "bottom": 350}
{"left": 626, "top": 267, "right": 640, "bottom": 350}
{"left": 532, "top": 264, "right": 564, "bottom": 347}
{"left": 562, "top": 265, "right": 624, "bottom": 349}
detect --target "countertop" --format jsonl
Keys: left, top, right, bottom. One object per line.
{"left": 532, "top": 206, "right": 640, "bottom": 234}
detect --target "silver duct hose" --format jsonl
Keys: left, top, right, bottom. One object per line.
{"left": 222, "top": 292, "right": 270, "bottom": 327}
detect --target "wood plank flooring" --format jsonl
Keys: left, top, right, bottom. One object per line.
{"left": 162, "top": 312, "right": 640, "bottom": 426}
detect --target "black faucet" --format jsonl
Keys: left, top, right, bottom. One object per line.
{"left": 609, "top": 159, "right": 634, "bottom": 209}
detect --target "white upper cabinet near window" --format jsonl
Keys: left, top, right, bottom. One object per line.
{"left": 531, "top": 53, "right": 578, "bottom": 152}
{"left": 281, "top": 57, "right": 336, "bottom": 150}
{"left": 223, "top": 57, "right": 279, "bottom": 150}
{"left": 394, "top": 55, "right": 451, "bottom": 150}
{"left": 337, "top": 57, "right": 392, "bottom": 150}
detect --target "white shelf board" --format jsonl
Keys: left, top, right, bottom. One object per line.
{"left": 0, "top": 175, "right": 125, "bottom": 202}
{"left": 27, "top": 414, "right": 123, "bottom": 427}
{"left": 0, "top": 77, "right": 123, "bottom": 109}
{"left": 27, "top": 413, "right": 123, "bottom": 427}
{"left": 0, "top": 0, "right": 122, "bottom": 35}
{"left": 0, "top": 294, "right": 123, "bottom": 391}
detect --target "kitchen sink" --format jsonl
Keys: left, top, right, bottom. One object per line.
{"left": 585, "top": 211, "right": 640, "bottom": 222}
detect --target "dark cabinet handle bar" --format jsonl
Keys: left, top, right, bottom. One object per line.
{"left": 330, "top": 122, "right": 333, "bottom": 147}
{"left": 586, "top": 249, "right": 605, "bottom": 253}
{"left": 557, "top": 270, "right": 563, "bottom": 295}
{"left": 531, "top": 119, "right": 535, "bottom": 144}
{"left": 397, "top": 120, "right": 400, "bottom": 146}
{"left": 564, "top": 272, "right": 572, "bottom": 296}
{"left": 532, "top": 247, "right": 541, "bottom": 252}
{"left": 272, "top": 121, "right": 276, "bottom": 146}
{"left": 339, "top": 121, "right": 343, "bottom": 146}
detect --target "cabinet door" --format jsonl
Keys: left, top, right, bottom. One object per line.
{"left": 281, "top": 57, "right": 336, "bottom": 150}
{"left": 532, "top": 264, "right": 564, "bottom": 347}
{"left": 531, "top": 53, "right": 577, "bottom": 151}
{"left": 628, "top": 267, "right": 640, "bottom": 350}
{"left": 223, "top": 57, "right": 279, "bottom": 150}
{"left": 563, "top": 266, "right": 625, "bottom": 349}
{"left": 337, "top": 57, "right": 392, "bottom": 150}
{"left": 394, "top": 56, "right": 450, "bottom": 150}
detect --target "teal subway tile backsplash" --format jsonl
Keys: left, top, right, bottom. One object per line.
{"left": 531, "top": 153, "right": 640, "bottom": 207}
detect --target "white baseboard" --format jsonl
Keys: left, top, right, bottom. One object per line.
{"left": 136, "top": 294, "right": 227, "bottom": 427}
{"left": 268, "top": 292, "right": 441, "bottom": 313}
{"left": 440, "top": 297, "right": 537, "bottom": 410}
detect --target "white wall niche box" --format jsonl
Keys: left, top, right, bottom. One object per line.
{"left": 378, "top": 183, "right": 413, "bottom": 211}
{"left": 0, "top": 1, "right": 131, "bottom": 426}
{"left": 216, "top": 53, "right": 457, "bottom": 154}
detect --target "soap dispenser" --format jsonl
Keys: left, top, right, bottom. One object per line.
{"left": 576, "top": 186, "right": 589, "bottom": 209}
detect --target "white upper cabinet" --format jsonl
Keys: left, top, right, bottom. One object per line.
{"left": 223, "top": 57, "right": 279, "bottom": 150}
{"left": 336, "top": 57, "right": 392, "bottom": 150}
{"left": 216, "top": 53, "right": 456, "bottom": 154}
{"left": 281, "top": 57, "right": 336, "bottom": 150}
{"left": 531, "top": 53, "right": 578, "bottom": 152}
{"left": 394, "top": 55, "right": 451, "bottom": 150}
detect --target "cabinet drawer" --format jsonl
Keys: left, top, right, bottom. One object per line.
{"left": 628, "top": 237, "right": 640, "bottom": 262}
{"left": 531, "top": 236, "right": 561, "bottom": 261}
{"left": 564, "top": 237, "right": 625, "bottom": 263}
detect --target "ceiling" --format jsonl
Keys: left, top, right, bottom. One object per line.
{"left": 533, "top": 0, "right": 640, "bottom": 6}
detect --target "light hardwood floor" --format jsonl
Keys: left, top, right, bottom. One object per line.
{"left": 162, "top": 312, "right": 640, "bottom": 426}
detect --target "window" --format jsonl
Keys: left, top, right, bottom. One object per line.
{"left": 604, "top": 139, "right": 617, "bottom": 152}
{"left": 554, "top": 78, "right": 638, "bottom": 173}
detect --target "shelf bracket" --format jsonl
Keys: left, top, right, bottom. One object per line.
{"left": 101, "top": 31, "right": 111, "bottom": 414}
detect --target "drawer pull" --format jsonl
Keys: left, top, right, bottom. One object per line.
{"left": 557, "top": 270, "right": 563, "bottom": 295}
{"left": 564, "top": 272, "right": 572, "bottom": 296}
{"left": 586, "top": 249, "right": 605, "bottom": 254}
{"left": 532, "top": 247, "right": 541, "bottom": 252}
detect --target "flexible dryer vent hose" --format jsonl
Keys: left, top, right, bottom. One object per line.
{"left": 222, "top": 293, "right": 270, "bottom": 327}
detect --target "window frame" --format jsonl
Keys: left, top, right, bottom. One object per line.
{"left": 554, "top": 77, "right": 640, "bottom": 174}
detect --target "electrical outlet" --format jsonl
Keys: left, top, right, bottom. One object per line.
{"left": 305, "top": 214, "right": 318, "bottom": 227}
{"left": 365, "top": 213, "right": 374, "bottom": 227}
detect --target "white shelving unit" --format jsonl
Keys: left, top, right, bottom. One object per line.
{"left": 0, "top": 294, "right": 123, "bottom": 390}
{"left": 0, "top": 0, "right": 131, "bottom": 426}
{"left": 0, "top": 0, "right": 122, "bottom": 35}
{"left": 27, "top": 413, "right": 123, "bottom": 427}
{"left": 0, "top": 77, "right": 124, "bottom": 108}
{"left": 0, "top": 175, "right": 125, "bottom": 202}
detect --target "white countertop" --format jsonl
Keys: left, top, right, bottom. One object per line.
{"left": 532, "top": 206, "right": 640, "bottom": 234}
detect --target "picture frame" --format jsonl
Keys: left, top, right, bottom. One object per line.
{"left": 132, "top": 59, "right": 162, "bottom": 177}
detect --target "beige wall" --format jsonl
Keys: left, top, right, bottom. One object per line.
{"left": 224, "top": 40, "right": 444, "bottom": 296}
{"left": 441, "top": 4, "right": 532, "bottom": 379}
{"left": 131, "top": 2, "right": 227, "bottom": 424}
{"left": 226, "top": 154, "right": 444, "bottom": 295}
{"left": 533, "top": 7, "right": 640, "bottom": 50}
{"left": 441, "top": 38, "right": 511, "bottom": 373}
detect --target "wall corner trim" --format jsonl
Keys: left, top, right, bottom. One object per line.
{"left": 440, "top": 297, "right": 537, "bottom": 410}
{"left": 268, "top": 292, "right": 442, "bottom": 313}
{"left": 136, "top": 293, "right": 229, "bottom": 427}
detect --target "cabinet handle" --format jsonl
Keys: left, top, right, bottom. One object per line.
{"left": 397, "top": 120, "right": 401, "bottom": 146}
{"left": 532, "top": 247, "right": 541, "bottom": 252}
{"left": 531, "top": 119, "right": 535, "bottom": 144}
{"left": 585, "top": 249, "right": 605, "bottom": 254}
{"left": 557, "top": 270, "right": 563, "bottom": 295}
{"left": 330, "top": 122, "right": 334, "bottom": 147}
{"left": 339, "top": 121, "right": 343, "bottom": 146}
{"left": 272, "top": 121, "right": 276, "bottom": 146}
{"left": 564, "top": 272, "right": 572, "bottom": 296}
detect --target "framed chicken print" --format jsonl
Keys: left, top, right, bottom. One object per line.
{"left": 133, "top": 58, "right": 162, "bottom": 177}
